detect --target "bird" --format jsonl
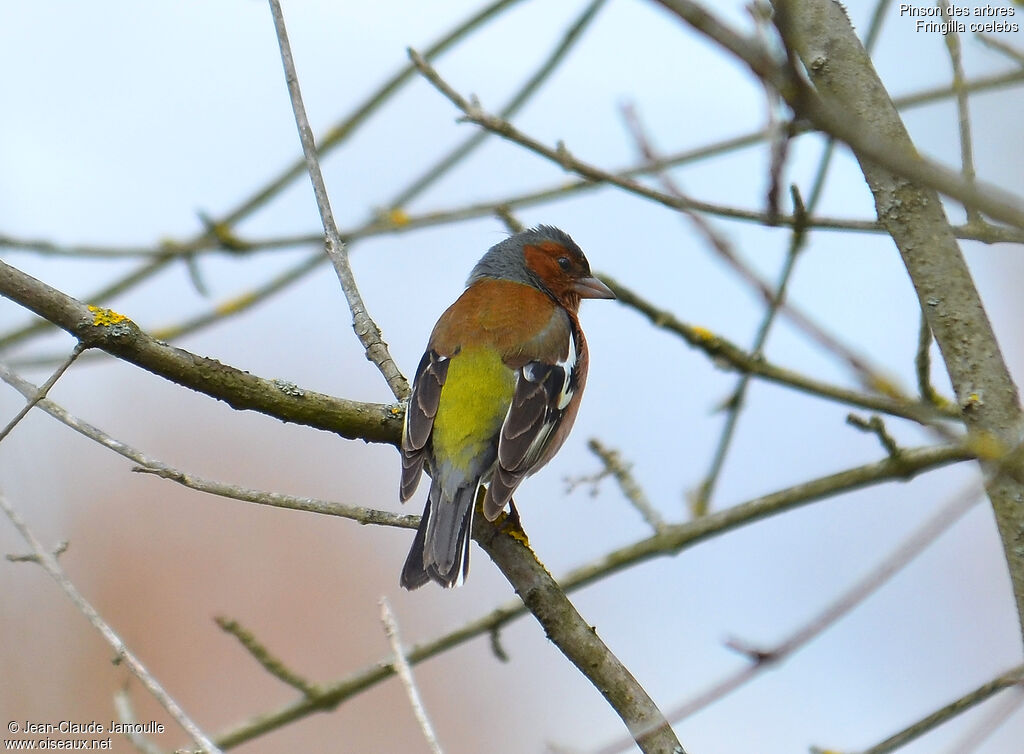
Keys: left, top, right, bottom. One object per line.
{"left": 399, "top": 225, "right": 615, "bottom": 589}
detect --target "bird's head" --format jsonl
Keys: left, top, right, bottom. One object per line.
{"left": 468, "top": 225, "right": 615, "bottom": 312}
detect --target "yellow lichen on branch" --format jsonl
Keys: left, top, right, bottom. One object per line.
{"left": 87, "top": 305, "right": 130, "bottom": 327}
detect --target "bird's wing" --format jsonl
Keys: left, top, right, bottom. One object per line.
{"left": 484, "top": 328, "right": 581, "bottom": 520}
{"left": 399, "top": 349, "right": 450, "bottom": 502}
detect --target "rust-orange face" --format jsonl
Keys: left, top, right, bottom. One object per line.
{"left": 522, "top": 240, "right": 615, "bottom": 311}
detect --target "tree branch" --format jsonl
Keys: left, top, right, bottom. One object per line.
{"left": 269, "top": 0, "right": 409, "bottom": 400}
{"left": 473, "top": 514, "right": 685, "bottom": 754}
{"left": 856, "top": 664, "right": 1024, "bottom": 754}
{"left": 595, "top": 480, "right": 983, "bottom": 754}
{"left": 0, "top": 490, "right": 221, "bottom": 753}
{"left": 654, "top": 0, "right": 1024, "bottom": 229}
{"left": 213, "top": 442, "right": 971, "bottom": 748}
{"left": 0, "top": 363, "right": 412, "bottom": 528}
{"left": 606, "top": 276, "right": 956, "bottom": 426}
{"left": 0, "top": 260, "right": 402, "bottom": 445}
{"left": 773, "top": 0, "right": 1024, "bottom": 643}
{"left": 379, "top": 598, "right": 445, "bottom": 754}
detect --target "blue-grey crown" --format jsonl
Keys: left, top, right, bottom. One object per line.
{"left": 467, "top": 225, "right": 583, "bottom": 288}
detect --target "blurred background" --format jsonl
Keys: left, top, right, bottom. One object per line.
{"left": 1, "top": 1, "right": 1023, "bottom": 752}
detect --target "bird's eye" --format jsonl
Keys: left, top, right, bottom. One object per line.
{"left": 557, "top": 256, "right": 572, "bottom": 271}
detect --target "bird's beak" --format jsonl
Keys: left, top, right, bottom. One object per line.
{"left": 572, "top": 275, "right": 616, "bottom": 300}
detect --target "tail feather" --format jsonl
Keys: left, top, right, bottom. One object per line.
{"left": 400, "top": 498, "right": 432, "bottom": 590}
{"left": 400, "top": 481, "right": 476, "bottom": 589}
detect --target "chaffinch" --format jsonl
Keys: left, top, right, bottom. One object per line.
{"left": 399, "top": 226, "right": 614, "bottom": 589}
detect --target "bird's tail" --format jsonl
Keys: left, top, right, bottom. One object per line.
{"left": 400, "top": 481, "right": 476, "bottom": 589}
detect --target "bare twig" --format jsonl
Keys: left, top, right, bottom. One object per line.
{"left": 213, "top": 442, "right": 972, "bottom": 748}
{"left": 6, "top": 539, "right": 68, "bottom": 563}
{"left": 0, "top": 342, "right": 85, "bottom": 443}
{"left": 0, "top": 363, "right": 413, "bottom": 529}
{"left": 856, "top": 665, "right": 1024, "bottom": 754}
{"left": 216, "top": 617, "right": 319, "bottom": 698}
{"left": 655, "top": 0, "right": 1024, "bottom": 228}
{"left": 586, "top": 438, "right": 666, "bottom": 532}
{"left": 380, "top": 598, "right": 445, "bottom": 754}
{"left": 605, "top": 276, "right": 957, "bottom": 426}
{"left": 268, "top": 0, "right": 409, "bottom": 400}
{"left": 595, "top": 481, "right": 984, "bottom": 754}
{"left": 846, "top": 414, "right": 902, "bottom": 459}
{"left": 773, "top": 0, "right": 1024, "bottom": 641}
{"left": 388, "top": 0, "right": 607, "bottom": 210}
{"left": 976, "top": 33, "right": 1024, "bottom": 69}
{"left": 943, "top": 687, "right": 1024, "bottom": 754}
{"left": 113, "top": 689, "right": 164, "bottom": 754}
{"left": 941, "top": 0, "right": 980, "bottom": 224}
{"left": 915, "top": 311, "right": 947, "bottom": 408}
{"left": 0, "top": 490, "right": 221, "bottom": 753}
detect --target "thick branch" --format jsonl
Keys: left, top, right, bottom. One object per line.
{"left": 214, "top": 442, "right": 971, "bottom": 748}
{"left": 654, "top": 0, "right": 1024, "bottom": 229}
{"left": 474, "top": 515, "right": 684, "bottom": 754}
{"left": 0, "top": 260, "right": 402, "bottom": 445}
{"left": 774, "top": 0, "right": 1024, "bottom": 642}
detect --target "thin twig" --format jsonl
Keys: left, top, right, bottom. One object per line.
{"left": 216, "top": 617, "right": 319, "bottom": 698}
{"left": 0, "top": 342, "right": 85, "bottom": 443}
{"left": 0, "top": 490, "right": 221, "bottom": 753}
{"left": 494, "top": 205, "right": 526, "bottom": 234}
{"left": 655, "top": 0, "right": 1024, "bottom": 228}
{"left": 268, "top": 0, "right": 409, "bottom": 400}
{"left": 846, "top": 414, "right": 902, "bottom": 459}
{"left": 0, "top": 0, "right": 525, "bottom": 353}
{"left": 586, "top": 438, "right": 666, "bottom": 532}
{"left": 0, "top": 363, "right": 413, "bottom": 529}
{"left": 915, "top": 310, "right": 947, "bottom": 407}
{"left": 605, "top": 276, "right": 958, "bottom": 426}
{"left": 113, "top": 689, "right": 164, "bottom": 754}
{"left": 388, "top": 0, "right": 607, "bottom": 210}
{"left": 594, "top": 481, "right": 984, "bottom": 754}
{"left": 6, "top": 539, "right": 68, "bottom": 563}
{"left": 856, "top": 665, "right": 1024, "bottom": 754}
{"left": 943, "top": 687, "right": 1024, "bottom": 754}
{"left": 380, "top": 598, "right": 445, "bottom": 754}
{"left": 941, "top": 0, "right": 980, "bottom": 224}
{"left": 976, "top": 33, "right": 1024, "bottom": 69}
{"left": 213, "top": 442, "right": 972, "bottom": 749}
